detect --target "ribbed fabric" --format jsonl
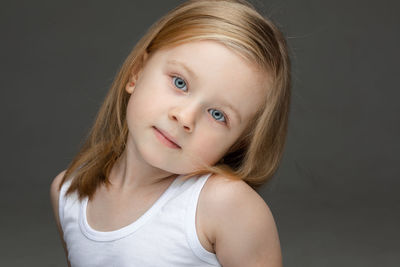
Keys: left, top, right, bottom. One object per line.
{"left": 59, "top": 173, "right": 221, "bottom": 267}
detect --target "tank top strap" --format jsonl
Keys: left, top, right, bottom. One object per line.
{"left": 184, "top": 173, "right": 221, "bottom": 265}
{"left": 59, "top": 178, "right": 73, "bottom": 226}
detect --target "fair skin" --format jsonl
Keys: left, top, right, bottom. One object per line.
{"left": 50, "top": 40, "right": 282, "bottom": 266}
{"left": 117, "top": 40, "right": 266, "bottom": 191}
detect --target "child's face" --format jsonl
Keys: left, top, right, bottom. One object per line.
{"left": 125, "top": 40, "right": 268, "bottom": 174}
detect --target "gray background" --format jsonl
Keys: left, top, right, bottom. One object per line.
{"left": 1, "top": 0, "right": 399, "bottom": 266}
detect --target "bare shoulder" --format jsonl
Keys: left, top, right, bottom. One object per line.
{"left": 201, "top": 174, "right": 282, "bottom": 267}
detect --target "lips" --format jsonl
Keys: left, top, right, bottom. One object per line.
{"left": 153, "top": 126, "right": 181, "bottom": 148}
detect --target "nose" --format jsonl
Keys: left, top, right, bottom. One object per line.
{"left": 168, "top": 104, "right": 197, "bottom": 133}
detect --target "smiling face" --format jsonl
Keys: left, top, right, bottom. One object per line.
{"left": 124, "top": 40, "right": 268, "bottom": 174}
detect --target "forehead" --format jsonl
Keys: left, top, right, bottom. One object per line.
{"left": 148, "top": 40, "right": 269, "bottom": 122}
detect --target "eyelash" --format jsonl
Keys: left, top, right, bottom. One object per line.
{"left": 170, "top": 75, "right": 229, "bottom": 126}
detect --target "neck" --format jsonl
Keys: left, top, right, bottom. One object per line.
{"left": 107, "top": 137, "right": 178, "bottom": 193}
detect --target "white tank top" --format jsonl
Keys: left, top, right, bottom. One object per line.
{"left": 59, "top": 173, "right": 222, "bottom": 267}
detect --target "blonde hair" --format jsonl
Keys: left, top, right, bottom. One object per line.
{"left": 60, "top": 0, "right": 291, "bottom": 200}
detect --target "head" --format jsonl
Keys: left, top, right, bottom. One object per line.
{"left": 124, "top": 39, "right": 267, "bottom": 175}
{"left": 63, "top": 0, "right": 291, "bottom": 198}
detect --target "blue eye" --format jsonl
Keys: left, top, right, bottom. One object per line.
{"left": 172, "top": 76, "right": 187, "bottom": 91}
{"left": 171, "top": 76, "right": 227, "bottom": 125}
{"left": 209, "top": 109, "right": 226, "bottom": 123}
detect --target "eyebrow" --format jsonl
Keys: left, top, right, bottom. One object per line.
{"left": 166, "top": 59, "right": 242, "bottom": 124}
{"left": 167, "top": 59, "right": 198, "bottom": 80}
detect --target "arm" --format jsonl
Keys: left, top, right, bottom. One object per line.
{"left": 50, "top": 170, "right": 72, "bottom": 267}
{"left": 209, "top": 178, "right": 282, "bottom": 267}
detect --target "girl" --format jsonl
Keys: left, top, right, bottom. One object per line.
{"left": 50, "top": 0, "right": 291, "bottom": 266}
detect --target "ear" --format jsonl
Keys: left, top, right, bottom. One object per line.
{"left": 125, "top": 51, "right": 149, "bottom": 94}
{"left": 125, "top": 76, "right": 136, "bottom": 94}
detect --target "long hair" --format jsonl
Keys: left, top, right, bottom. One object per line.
{"left": 60, "top": 0, "right": 291, "bottom": 200}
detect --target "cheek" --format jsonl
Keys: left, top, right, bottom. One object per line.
{"left": 190, "top": 132, "right": 233, "bottom": 165}
{"left": 126, "top": 86, "right": 165, "bottom": 120}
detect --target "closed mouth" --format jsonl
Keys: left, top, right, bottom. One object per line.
{"left": 153, "top": 126, "right": 181, "bottom": 149}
